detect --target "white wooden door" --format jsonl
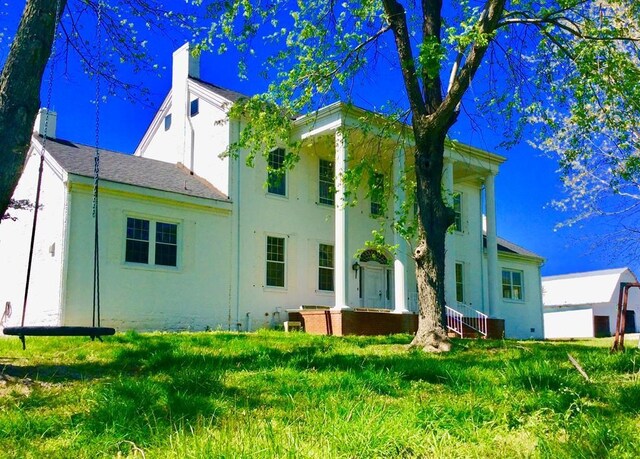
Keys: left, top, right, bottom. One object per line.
{"left": 363, "top": 267, "right": 385, "bottom": 308}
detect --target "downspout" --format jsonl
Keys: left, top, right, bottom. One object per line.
{"left": 479, "top": 185, "right": 486, "bottom": 314}
{"left": 234, "top": 118, "right": 242, "bottom": 331}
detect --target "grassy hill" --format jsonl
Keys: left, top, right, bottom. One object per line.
{"left": 1, "top": 331, "right": 638, "bottom": 458}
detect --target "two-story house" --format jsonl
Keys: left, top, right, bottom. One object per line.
{"left": 0, "top": 44, "right": 545, "bottom": 339}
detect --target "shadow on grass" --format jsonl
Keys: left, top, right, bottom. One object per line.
{"left": 1, "top": 332, "right": 637, "bottom": 448}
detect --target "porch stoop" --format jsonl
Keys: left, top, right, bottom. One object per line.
{"left": 288, "top": 309, "right": 418, "bottom": 336}
{"left": 287, "top": 307, "right": 504, "bottom": 338}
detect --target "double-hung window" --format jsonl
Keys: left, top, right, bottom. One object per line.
{"left": 370, "top": 172, "right": 384, "bottom": 217}
{"left": 125, "top": 217, "right": 178, "bottom": 267}
{"left": 453, "top": 193, "right": 462, "bottom": 232}
{"left": 267, "top": 148, "right": 286, "bottom": 196}
{"left": 318, "top": 244, "right": 334, "bottom": 291}
{"left": 455, "top": 262, "right": 464, "bottom": 303}
{"left": 319, "top": 159, "right": 335, "bottom": 205}
{"left": 502, "top": 269, "right": 524, "bottom": 301}
{"left": 266, "top": 236, "right": 286, "bottom": 287}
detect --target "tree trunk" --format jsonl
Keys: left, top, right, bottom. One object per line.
{"left": 0, "top": 0, "right": 67, "bottom": 219}
{"left": 410, "top": 123, "right": 455, "bottom": 352}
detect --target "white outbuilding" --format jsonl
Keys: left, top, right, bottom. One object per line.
{"left": 542, "top": 268, "right": 640, "bottom": 339}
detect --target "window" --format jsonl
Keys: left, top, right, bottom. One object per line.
{"left": 370, "top": 172, "right": 384, "bottom": 216}
{"left": 319, "top": 159, "right": 335, "bottom": 205}
{"left": 125, "top": 217, "right": 178, "bottom": 267}
{"left": 267, "top": 148, "right": 286, "bottom": 196}
{"left": 318, "top": 244, "right": 334, "bottom": 291}
{"left": 164, "top": 114, "right": 172, "bottom": 130}
{"left": 190, "top": 98, "right": 199, "bottom": 117}
{"left": 266, "top": 236, "right": 285, "bottom": 287}
{"left": 455, "top": 262, "right": 464, "bottom": 303}
{"left": 155, "top": 222, "right": 177, "bottom": 266}
{"left": 125, "top": 218, "right": 149, "bottom": 264}
{"left": 453, "top": 193, "right": 462, "bottom": 232}
{"left": 502, "top": 269, "right": 524, "bottom": 301}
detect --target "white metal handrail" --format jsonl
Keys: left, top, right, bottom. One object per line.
{"left": 409, "top": 293, "right": 488, "bottom": 338}
{"left": 445, "top": 306, "right": 464, "bottom": 338}
{"left": 454, "top": 302, "right": 488, "bottom": 337}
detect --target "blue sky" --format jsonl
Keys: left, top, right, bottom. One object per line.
{"left": 1, "top": 1, "right": 627, "bottom": 277}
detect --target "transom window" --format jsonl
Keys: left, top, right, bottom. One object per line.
{"left": 319, "top": 159, "right": 335, "bottom": 205}
{"left": 370, "top": 172, "right": 384, "bottom": 217}
{"left": 502, "top": 269, "right": 524, "bottom": 301}
{"left": 266, "top": 236, "right": 286, "bottom": 287}
{"left": 125, "top": 217, "right": 178, "bottom": 267}
{"left": 453, "top": 193, "right": 462, "bottom": 232}
{"left": 455, "top": 262, "right": 464, "bottom": 303}
{"left": 267, "top": 148, "right": 286, "bottom": 196}
{"left": 318, "top": 244, "right": 334, "bottom": 291}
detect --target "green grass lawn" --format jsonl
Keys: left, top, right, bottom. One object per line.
{"left": 0, "top": 331, "right": 639, "bottom": 458}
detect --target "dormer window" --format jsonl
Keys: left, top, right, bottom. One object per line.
{"left": 190, "top": 99, "right": 199, "bottom": 117}
{"left": 164, "top": 114, "right": 172, "bottom": 130}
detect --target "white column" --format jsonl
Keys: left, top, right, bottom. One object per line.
{"left": 333, "top": 129, "right": 350, "bottom": 310}
{"left": 443, "top": 158, "right": 456, "bottom": 307}
{"left": 485, "top": 172, "right": 499, "bottom": 317}
{"left": 393, "top": 148, "right": 409, "bottom": 314}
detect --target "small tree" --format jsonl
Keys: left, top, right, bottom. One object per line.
{"left": 527, "top": 1, "right": 640, "bottom": 262}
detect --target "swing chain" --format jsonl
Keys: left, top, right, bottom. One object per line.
{"left": 41, "top": 0, "right": 63, "bottom": 150}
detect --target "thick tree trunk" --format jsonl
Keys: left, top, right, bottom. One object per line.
{"left": 0, "top": 0, "right": 66, "bottom": 219}
{"left": 410, "top": 123, "right": 455, "bottom": 352}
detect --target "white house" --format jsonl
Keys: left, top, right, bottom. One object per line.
{"left": 543, "top": 268, "right": 640, "bottom": 339}
{"left": 0, "top": 44, "right": 545, "bottom": 338}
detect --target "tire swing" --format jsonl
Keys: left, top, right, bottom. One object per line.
{"left": 3, "top": 1, "right": 115, "bottom": 349}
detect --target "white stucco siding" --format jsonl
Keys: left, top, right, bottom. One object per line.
{"left": 187, "top": 88, "right": 232, "bottom": 196}
{"left": 493, "top": 257, "right": 544, "bottom": 339}
{"left": 136, "top": 99, "right": 179, "bottom": 165}
{"left": 63, "top": 181, "right": 233, "bottom": 331}
{"left": 451, "top": 182, "right": 485, "bottom": 311}
{"left": 138, "top": 91, "right": 232, "bottom": 197}
{"left": 544, "top": 307, "right": 593, "bottom": 339}
{"left": 0, "top": 149, "right": 67, "bottom": 328}
{"left": 233, "top": 146, "right": 401, "bottom": 329}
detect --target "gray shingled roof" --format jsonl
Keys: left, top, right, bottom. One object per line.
{"left": 190, "top": 77, "right": 247, "bottom": 102}
{"left": 40, "top": 137, "right": 229, "bottom": 201}
{"left": 483, "top": 234, "right": 543, "bottom": 260}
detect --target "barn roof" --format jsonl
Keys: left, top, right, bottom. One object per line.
{"left": 542, "top": 268, "right": 637, "bottom": 307}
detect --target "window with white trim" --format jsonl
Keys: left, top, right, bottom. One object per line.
{"left": 502, "top": 269, "right": 524, "bottom": 301}
{"left": 318, "top": 243, "right": 334, "bottom": 291}
{"left": 164, "top": 114, "right": 172, "bottom": 131}
{"left": 266, "top": 236, "right": 286, "bottom": 287}
{"left": 267, "top": 148, "right": 286, "bottom": 196}
{"left": 125, "top": 217, "right": 178, "bottom": 267}
{"left": 453, "top": 193, "right": 462, "bottom": 232}
{"left": 318, "top": 159, "right": 335, "bottom": 205}
{"left": 455, "top": 262, "right": 464, "bottom": 303}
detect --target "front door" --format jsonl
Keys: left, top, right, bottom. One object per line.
{"left": 363, "top": 266, "right": 385, "bottom": 308}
